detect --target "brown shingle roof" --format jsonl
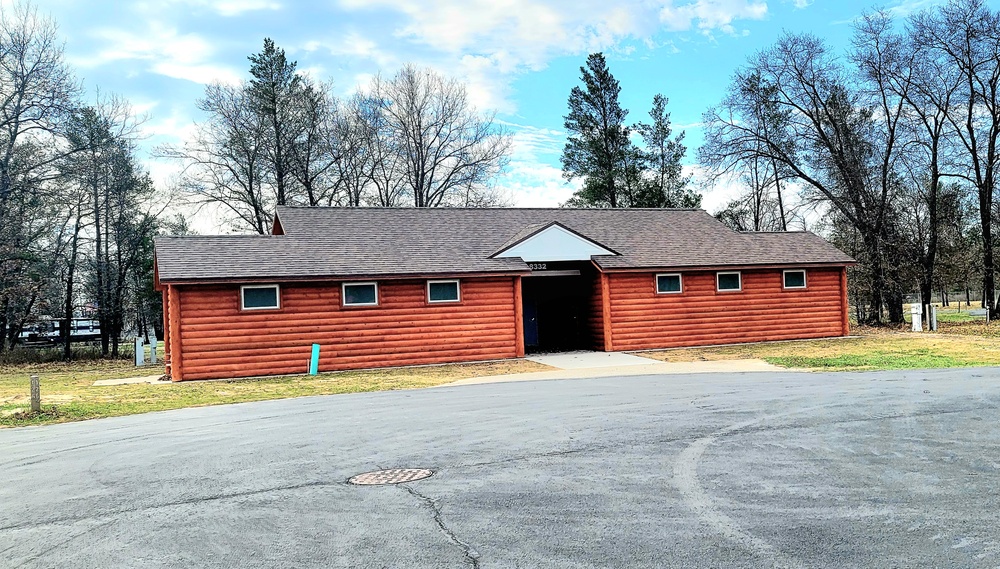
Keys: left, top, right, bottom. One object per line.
{"left": 154, "top": 207, "right": 854, "bottom": 283}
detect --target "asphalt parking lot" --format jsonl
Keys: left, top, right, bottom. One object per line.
{"left": 2, "top": 368, "right": 999, "bottom": 568}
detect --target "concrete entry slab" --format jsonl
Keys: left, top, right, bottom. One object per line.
{"left": 526, "top": 350, "right": 662, "bottom": 370}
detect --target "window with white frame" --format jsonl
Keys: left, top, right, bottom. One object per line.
{"left": 241, "top": 285, "right": 280, "bottom": 310}
{"left": 342, "top": 282, "right": 378, "bottom": 306}
{"left": 716, "top": 271, "right": 742, "bottom": 292}
{"left": 428, "top": 280, "right": 460, "bottom": 303}
{"left": 783, "top": 270, "right": 807, "bottom": 289}
{"left": 655, "top": 273, "right": 682, "bottom": 294}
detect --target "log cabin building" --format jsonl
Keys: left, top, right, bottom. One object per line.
{"left": 153, "top": 207, "right": 854, "bottom": 381}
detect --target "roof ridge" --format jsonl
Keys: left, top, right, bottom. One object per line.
{"left": 155, "top": 234, "right": 278, "bottom": 239}
{"left": 277, "top": 205, "right": 706, "bottom": 212}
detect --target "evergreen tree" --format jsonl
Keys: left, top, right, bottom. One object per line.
{"left": 561, "top": 53, "right": 634, "bottom": 208}
{"left": 248, "top": 38, "right": 302, "bottom": 206}
{"left": 634, "top": 94, "right": 699, "bottom": 208}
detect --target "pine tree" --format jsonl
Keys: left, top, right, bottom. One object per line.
{"left": 561, "top": 53, "right": 634, "bottom": 208}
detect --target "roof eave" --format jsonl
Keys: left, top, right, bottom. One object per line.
{"left": 156, "top": 268, "right": 533, "bottom": 286}
{"left": 597, "top": 261, "right": 856, "bottom": 273}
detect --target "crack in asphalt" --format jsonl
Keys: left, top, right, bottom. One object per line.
{"left": 0, "top": 479, "right": 344, "bottom": 533}
{"left": 399, "top": 483, "right": 480, "bottom": 569}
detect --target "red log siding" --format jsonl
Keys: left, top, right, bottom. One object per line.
{"left": 585, "top": 273, "right": 605, "bottom": 350}
{"left": 607, "top": 267, "right": 847, "bottom": 351}
{"left": 173, "top": 277, "right": 518, "bottom": 381}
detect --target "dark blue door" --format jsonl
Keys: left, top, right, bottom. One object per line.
{"left": 523, "top": 299, "right": 539, "bottom": 347}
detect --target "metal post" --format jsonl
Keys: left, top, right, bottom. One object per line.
{"left": 149, "top": 333, "right": 158, "bottom": 364}
{"left": 30, "top": 375, "right": 40, "bottom": 412}
{"left": 929, "top": 305, "right": 937, "bottom": 331}
{"left": 911, "top": 304, "right": 922, "bottom": 332}
{"left": 309, "top": 344, "right": 320, "bottom": 375}
{"left": 135, "top": 337, "right": 145, "bottom": 366}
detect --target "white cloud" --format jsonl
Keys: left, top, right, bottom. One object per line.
{"left": 210, "top": 0, "right": 282, "bottom": 17}
{"left": 152, "top": 62, "right": 242, "bottom": 85}
{"left": 503, "top": 162, "right": 578, "bottom": 207}
{"left": 133, "top": 0, "right": 282, "bottom": 17}
{"left": 69, "top": 24, "right": 241, "bottom": 85}
{"left": 334, "top": 0, "right": 770, "bottom": 111}
{"left": 303, "top": 31, "right": 399, "bottom": 69}
{"left": 659, "top": 0, "right": 768, "bottom": 35}
{"left": 492, "top": 120, "right": 576, "bottom": 206}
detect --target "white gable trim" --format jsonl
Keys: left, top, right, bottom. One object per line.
{"left": 494, "top": 224, "right": 617, "bottom": 262}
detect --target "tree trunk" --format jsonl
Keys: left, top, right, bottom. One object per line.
{"left": 63, "top": 215, "right": 81, "bottom": 361}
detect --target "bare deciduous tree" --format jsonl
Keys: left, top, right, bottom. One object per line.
{"left": 0, "top": 1, "right": 78, "bottom": 350}
{"left": 370, "top": 65, "right": 511, "bottom": 207}
{"left": 702, "top": 33, "right": 910, "bottom": 324}
{"left": 158, "top": 83, "right": 271, "bottom": 234}
{"left": 911, "top": 0, "right": 1000, "bottom": 318}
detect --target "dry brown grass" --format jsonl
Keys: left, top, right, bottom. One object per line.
{"left": 0, "top": 358, "right": 551, "bottom": 428}
{"left": 637, "top": 327, "right": 1000, "bottom": 371}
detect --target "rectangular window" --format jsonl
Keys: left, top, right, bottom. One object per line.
{"left": 343, "top": 282, "right": 378, "bottom": 306}
{"left": 241, "top": 285, "right": 280, "bottom": 310}
{"left": 783, "top": 270, "right": 807, "bottom": 289}
{"left": 428, "top": 280, "right": 460, "bottom": 303}
{"left": 717, "top": 272, "right": 742, "bottom": 292}
{"left": 655, "top": 273, "right": 682, "bottom": 294}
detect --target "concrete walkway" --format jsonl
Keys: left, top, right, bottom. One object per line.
{"left": 449, "top": 350, "right": 793, "bottom": 386}
{"left": 526, "top": 350, "right": 664, "bottom": 369}
{"left": 92, "top": 352, "right": 790, "bottom": 388}
{"left": 93, "top": 374, "right": 169, "bottom": 386}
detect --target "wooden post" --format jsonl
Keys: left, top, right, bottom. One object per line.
{"left": 601, "top": 272, "right": 613, "bottom": 352}
{"left": 30, "top": 375, "right": 40, "bottom": 412}
{"left": 513, "top": 277, "right": 525, "bottom": 358}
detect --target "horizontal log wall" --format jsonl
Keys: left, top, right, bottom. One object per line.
{"left": 175, "top": 277, "right": 518, "bottom": 381}
{"left": 586, "top": 273, "right": 605, "bottom": 350}
{"left": 608, "top": 268, "right": 847, "bottom": 351}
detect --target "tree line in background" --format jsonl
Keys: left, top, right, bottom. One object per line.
{"left": 562, "top": 0, "right": 1000, "bottom": 325}
{"left": 0, "top": 3, "right": 515, "bottom": 358}
{"left": 697, "top": 0, "right": 1000, "bottom": 324}
{"left": 159, "top": 39, "right": 513, "bottom": 234}
{"left": 0, "top": 3, "right": 178, "bottom": 358}
{"left": 4, "top": 0, "right": 999, "bottom": 361}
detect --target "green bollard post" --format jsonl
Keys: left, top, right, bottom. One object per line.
{"left": 309, "top": 344, "right": 320, "bottom": 375}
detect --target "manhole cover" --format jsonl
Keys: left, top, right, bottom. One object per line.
{"left": 348, "top": 468, "right": 434, "bottom": 485}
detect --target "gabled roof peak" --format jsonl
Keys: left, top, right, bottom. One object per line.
{"left": 492, "top": 220, "right": 619, "bottom": 262}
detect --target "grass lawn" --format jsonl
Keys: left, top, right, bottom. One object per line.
{"left": 5, "top": 322, "right": 1000, "bottom": 429}
{"left": 0, "top": 358, "right": 551, "bottom": 428}
{"left": 638, "top": 326, "right": 1000, "bottom": 371}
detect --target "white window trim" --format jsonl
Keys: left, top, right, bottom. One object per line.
{"left": 240, "top": 284, "right": 280, "bottom": 310}
{"left": 427, "top": 279, "right": 461, "bottom": 303}
{"left": 783, "top": 269, "right": 808, "bottom": 290}
{"left": 655, "top": 273, "right": 683, "bottom": 294}
{"left": 716, "top": 271, "right": 742, "bottom": 292}
{"left": 342, "top": 282, "right": 379, "bottom": 307}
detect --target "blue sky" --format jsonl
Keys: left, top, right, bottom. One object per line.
{"left": 15, "top": 0, "right": 965, "bottom": 228}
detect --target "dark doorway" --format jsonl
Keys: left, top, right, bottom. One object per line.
{"left": 522, "top": 262, "right": 597, "bottom": 353}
